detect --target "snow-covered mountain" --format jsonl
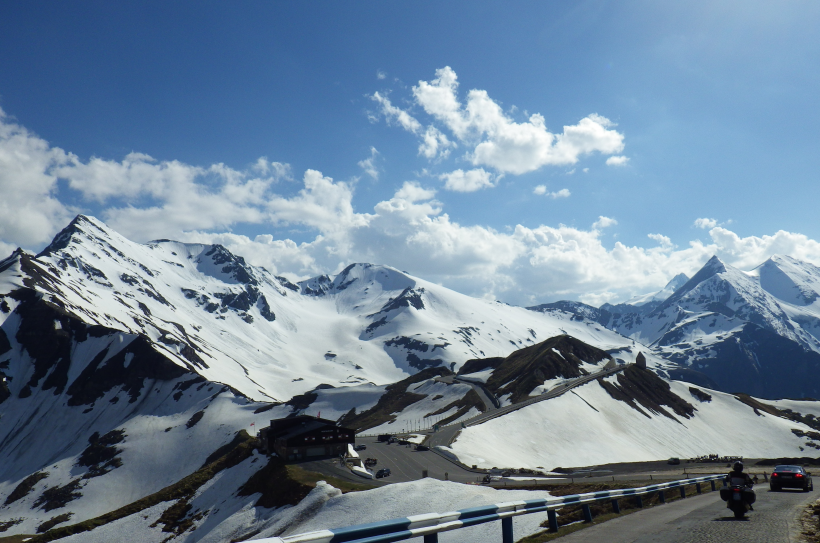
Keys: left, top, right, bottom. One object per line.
{"left": 536, "top": 255, "right": 820, "bottom": 399}
{"left": 624, "top": 273, "right": 689, "bottom": 309}
{"left": 0, "top": 215, "right": 640, "bottom": 404}
{"left": 4, "top": 215, "right": 820, "bottom": 543}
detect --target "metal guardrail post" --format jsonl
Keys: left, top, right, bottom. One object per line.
{"left": 582, "top": 504, "right": 593, "bottom": 523}
{"left": 611, "top": 498, "right": 621, "bottom": 514}
{"left": 274, "top": 474, "right": 725, "bottom": 543}
{"left": 710, "top": 480, "right": 716, "bottom": 491}
{"left": 696, "top": 482, "right": 702, "bottom": 494}
{"left": 501, "top": 517, "right": 513, "bottom": 543}
{"left": 679, "top": 486, "right": 686, "bottom": 499}
{"left": 547, "top": 510, "right": 559, "bottom": 532}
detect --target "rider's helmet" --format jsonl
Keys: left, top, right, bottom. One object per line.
{"left": 733, "top": 461, "right": 744, "bottom": 472}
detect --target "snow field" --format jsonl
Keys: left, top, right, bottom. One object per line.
{"left": 258, "top": 478, "right": 556, "bottom": 543}
{"left": 448, "top": 379, "right": 816, "bottom": 470}
{"left": 362, "top": 380, "right": 475, "bottom": 435}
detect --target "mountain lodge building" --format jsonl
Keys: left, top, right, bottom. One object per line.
{"left": 260, "top": 415, "right": 355, "bottom": 460}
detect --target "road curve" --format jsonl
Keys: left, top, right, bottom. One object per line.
{"left": 427, "top": 365, "right": 625, "bottom": 451}
{"left": 551, "top": 486, "right": 817, "bottom": 543}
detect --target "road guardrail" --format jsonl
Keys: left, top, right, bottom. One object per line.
{"left": 256, "top": 473, "right": 725, "bottom": 543}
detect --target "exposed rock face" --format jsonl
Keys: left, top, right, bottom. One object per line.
{"left": 531, "top": 255, "right": 820, "bottom": 399}
{"left": 636, "top": 352, "right": 646, "bottom": 369}
{"left": 481, "top": 335, "right": 613, "bottom": 404}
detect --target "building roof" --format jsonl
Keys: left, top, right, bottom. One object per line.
{"left": 268, "top": 415, "right": 352, "bottom": 441}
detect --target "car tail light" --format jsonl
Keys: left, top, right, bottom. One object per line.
{"left": 796, "top": 473, "right": 804, "bottom": 478}
{"left": 772, "top": 473, "right": 779, "bottom": 477}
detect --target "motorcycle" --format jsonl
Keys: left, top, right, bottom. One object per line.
{"left": 719, "top": 483, "right": 756, "bottom": 519}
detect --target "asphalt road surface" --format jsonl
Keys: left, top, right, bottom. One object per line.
{"left": 552, "top": 486, "right": 817, "bottom": 542}
{"left": 344, "top": 436, "right": 483, "bottom": 483}
{"left": 427, "top": 366, "right": 624, "bottom": 452}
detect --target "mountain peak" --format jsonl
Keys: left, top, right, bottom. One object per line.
{"left": 36, "top": 214, "right": 115, "bottom": 258}
{"left": 702, "top": 254, "right": 727, "bottom": 273}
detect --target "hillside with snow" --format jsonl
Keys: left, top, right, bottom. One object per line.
{"left": 532, "top": 255, "right": 820, "bottom": 399}
{"left": 3, "top": 215, "right": 820, "bottom": 542}
{"left": 0, "top": 215, "right": 639, "bottom": 404}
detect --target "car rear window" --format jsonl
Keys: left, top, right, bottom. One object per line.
{"left": 774, "top": 465, "right": 801, "bottom": 472}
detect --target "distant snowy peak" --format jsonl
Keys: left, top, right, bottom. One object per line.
{"left": 298, "top": 263, "right": 416, "bottom": 297}
{"left": 755, "top": 255, "right": 820, "bottom": 306}
{"left": 626, "top": 272, "right": 689, "bottom": 307}
{"left": 1, "top": 214, "right": 639, "bottom": 402}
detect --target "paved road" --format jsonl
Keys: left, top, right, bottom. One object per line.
{"left": 342, "top": 436, "right": 483, "bottom": 483}
{"left": 428, "top": 366, "right": 624, "bottom": 451}
{"left": 553, "top": 486, "right": 817, "bottom": 542}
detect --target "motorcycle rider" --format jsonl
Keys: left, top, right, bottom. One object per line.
{"left": 725, "top": 461, "right": 755, "bottom": 510}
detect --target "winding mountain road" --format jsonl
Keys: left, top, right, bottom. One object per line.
{"left": 428, "top": 365, "right": 625, "bottom": 450}
{"left": 553, "top": 486, "right": 817, "bottom": 543}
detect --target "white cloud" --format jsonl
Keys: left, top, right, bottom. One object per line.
{"left": 377, "top": 70, "right": 386, "bottom": 80}
{"left": 395, "top": 181, "right": 436, "bottom": 203}
{"left": 0, "top": 108, "right": 75, "bottom": 248}
{"left": 410, "top": 67, "right": 625, "bottom": 175}
{"left": 533, "top": 185, "right": 570, "bottom": 199}
{"left": 371, "top": 92, "right": 423, "bottom": 134}
{"left": 694, "top": 217, "right": 718, "bottom": 229}
{"left": 358, "top": 147, "right": 380, "bottom": 180}
{"left": 370, "top": 92, "right": 455, "bottom": 160}
{"left": 6, "top": 110, "right": 820, "bottom": 309}
{"left": 592, "top": 216, "right": 618, "bottom": 229}
{"left": 419, "top": 126, "right": 455, "bottom": 160}
{"left": 605, "top": 155, "right": 630, "bottom": 166}
{"left": 439, "top": 168, "right": 495, "bottom": 192}
{"left": 648, "top": 233, "right": 675, "bottom": 250}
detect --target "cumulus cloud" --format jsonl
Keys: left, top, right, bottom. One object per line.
{"left": 694, "top": 217, "right": 718, "bottom": 229}
{"left": 592, "top": 216, "right": 618, "bottom": 230}
{"left": 0, "top": 108, "right": 75, "bottom": 248}
{"left": 370, "top": 92, "right": 455, "bottom": 160}
{"left": 5, "top": 109, "right": 820, "bottom": 309}
{"left": 55, "top": 152, "right": 289, "bottom": 242}
{"left": 648, "top": 233, "right": 675, "bottom": 250}
{"left": 370, "top": 67, "right": 624, "bottom": 179}
{"left": 439, "top": 168, "right": 495, "bottom": 192}
{"left": 533, "top": 185, "right": 570, "bottom": 199}
{"left": 358, "top": 147, "right": 380, "bottom": 180}
{"left": 377, "top": 70, "right": 386, "bottom": 80}
{"left": 395, "top": 181, "right": 436, "bottom": 202}
{"left": 409, "top": 67, "right": 625, "bottom": 175}
{"left": 606, "top": 155, "right": 630, "bottom": 166}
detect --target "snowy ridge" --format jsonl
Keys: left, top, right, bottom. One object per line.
{"left": 0, "top": 214, "right": 640, "bottom": 403}
{"left": 544, "top": 254, "right": 820, "bottom": 398}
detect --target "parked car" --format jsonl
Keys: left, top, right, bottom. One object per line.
{"left": 377, "top": 435, "right": 391, "bottom": 442}
{"left": 770, "top": 465, "right": 814, "bottom": 491}
{"left": 398, "top": 439, "right": 410, "bottom": 446}
{"left": 415, "top": 445, "right": 429, "bottom": 451}
{"left": 376, "top": 468, "right": 392, "bottom": 478}
{"left": 364, "top": 458, "right": 378, "bottom": 466}
{"left": 667, "top": 457, "right": 681, "bottom": 465}
{"left": 354, "top": 444, "right": 366, "bottom": 451}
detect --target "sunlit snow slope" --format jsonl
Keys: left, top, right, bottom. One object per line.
{"left": 0, "top": 215, "right": 636, "bottom": 403}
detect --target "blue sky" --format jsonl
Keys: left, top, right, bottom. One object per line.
{"left": 1, "top": 1, "right": 819, "bottom": 306}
